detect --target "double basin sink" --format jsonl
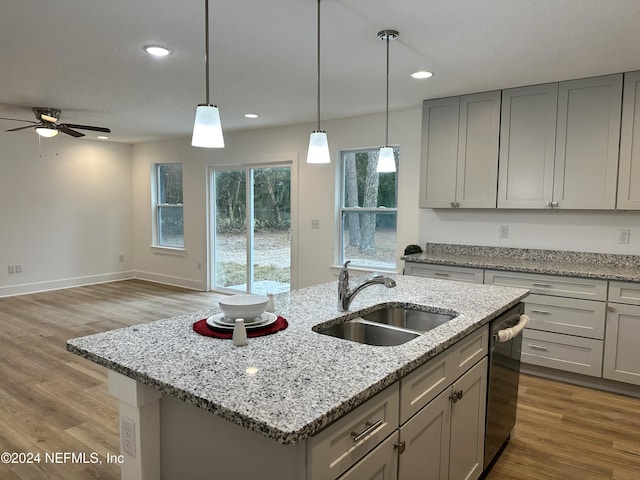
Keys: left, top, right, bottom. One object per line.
{"left": 313, "top": 305, "right": 457, "bottom": 346}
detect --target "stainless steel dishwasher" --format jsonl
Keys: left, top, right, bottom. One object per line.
{"left": 482, "top": 303, "right": 529, "bottom": 475}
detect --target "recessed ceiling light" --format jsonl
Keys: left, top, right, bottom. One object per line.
{"left": 411, "top": 70, "right": 434, "bottom": 79}
{"left": 143, "top": 45, "right": 172, "bottom": 57}
{"left": 97, "top": 136, "right": 109, "bottom": 140}
{"left": 244, "top": 113, "right": 259, "bottom": 119}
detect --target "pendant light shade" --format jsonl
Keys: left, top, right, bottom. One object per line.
{"left": 307, "top": 131, "right": 330, "bottom": 164}
{"left": 307, "top": 0, "right": 330, "bottom": 164}
{"left": 377, "top": 29, "right": 398, "bottom": 173}
{"left": 192, "top": 104, "right": 224, "bottom": 148}
{"left": 192, "top": 0, "right": 224, "bottom": 148}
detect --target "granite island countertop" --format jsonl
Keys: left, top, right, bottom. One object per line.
{"left": 67, "top": 275, "right": 527, "bottom": 445}
{"left": 403, "top": 243, "right": 640, "bottom": 282}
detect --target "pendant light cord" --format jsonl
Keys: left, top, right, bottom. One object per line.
{"left": 384, "top": 33, "right": 389, "bottom": 146}
{"left": 316, "top": 0, "right": 321, "bottom": 131}
{"left": 204, "top": 0, "right": 210, "bottom": 104}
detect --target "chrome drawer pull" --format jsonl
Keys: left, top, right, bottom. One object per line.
{"left": 351, "top": 420, "right": 383, "bottom": 442}
{"left": 434, "top": 272, "right": 450, "bottom": 277}
{"left": 528, "top": 344, "right": 548, "bottom": 351}
{"left": 530, "top": 309, "right": 551, "bottom": 315}
{"left": 532, "top": 283, "right": 552, "bottom": 288}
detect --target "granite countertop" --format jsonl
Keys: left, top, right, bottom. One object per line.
{"left": 67, "top": 275, "right": 527, "bottom": 445}
{"left": 403, "top": 244, "right": 640, "bottom": 282}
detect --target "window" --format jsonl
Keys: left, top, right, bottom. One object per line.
{"left": 339, "top": 147, "right": 398, "bottom": 270}
{"left": 154, "top": 163, "right": 184, "bottom": 248}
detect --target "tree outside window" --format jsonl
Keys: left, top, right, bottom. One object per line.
{"left": 340, "top": 147, "right": 398, "bottom": 270}
{"left": 155, "top": 163, "right": 184, "bottom": 247}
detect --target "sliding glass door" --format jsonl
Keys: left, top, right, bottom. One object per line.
{"left": 210, "top": 165, "right": 291, "bottom": 294}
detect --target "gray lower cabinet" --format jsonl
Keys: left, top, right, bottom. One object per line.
{"left": 399, "top": 358, "right": 487, "bottom": 480}
{"left": 485, "top": 270, "right": 607, "bottom": 377}
{"left": 603, "top": 282, "right": 640, "bottom": 386}
{"left": 337, "top": 433, "right": 399, "bottom": 480}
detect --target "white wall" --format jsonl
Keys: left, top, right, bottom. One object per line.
{"left": 131, "top": 108, "right": 423, "bottom": 290}
{"left": 0, "top": 134, "right": 133, "bottom": 296}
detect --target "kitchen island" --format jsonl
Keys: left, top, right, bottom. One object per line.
{"left": 67, "top": 274, "right": 528, "bottom": 480}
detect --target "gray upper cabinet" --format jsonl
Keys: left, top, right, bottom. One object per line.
{"left": 553, "top": 74, "right": 622, "bottom": 209}
{"left": 419, "top": 91, "right": 500, "bottom": 209}
{"left": 498, "top": 74, "right": 622, "bottom": 210}
{"left": 498, "top": 83, "right": 558, "bottom": 208}
{"left": 617, "top": 71, "right": 640, "bottom": 210}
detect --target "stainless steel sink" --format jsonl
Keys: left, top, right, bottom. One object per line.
{"left": 315, "top": 318, "right": 420, "bottom": 346}
{"left": 361, "top": 307, "right": 456, "bottom": 333}
{"left": 313, "top": 306, "right": 457, "bottom": 346}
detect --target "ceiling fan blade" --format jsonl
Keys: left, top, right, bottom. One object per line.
{"left": 5, "top": 124, "right": 37, "bottom": 132}
{"left": 0, "top": 117, "right": 38, "bottom": 124}
{"left": 62, "top": 123, "right": 111, "bottom": 133}
{"left": 58, "top": 126, "right": 84, "bottom": 138}
{"left": 40, "top": 114, "right": 59, "bottom": 123}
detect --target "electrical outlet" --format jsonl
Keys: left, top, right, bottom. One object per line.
{"left": 119, "top": 255, "right": 125, "bottom": 262}
{"left": 499, "top": 225, "right": 509, "bottom": 239}
{"left": 8, "top": 265, "right": 15, "bottom": 274}
{"left": 311, "top": 219, "right": 320, "bottom": 229}
{"left": 15, "top": 264, "right": 22, "bottom": 273}
{"left": 619, "top": 229, "right": 630, "bottom": 244}
{"left": 121, "top": 415, "right": 136, "bottom": 458}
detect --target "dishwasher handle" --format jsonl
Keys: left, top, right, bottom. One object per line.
{"left": 494, "top": 314, "right": 529, "bottom": 343}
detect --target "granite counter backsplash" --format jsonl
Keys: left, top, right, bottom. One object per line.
{"left": 403, "top": 243, "right": 640, "bottom": 282}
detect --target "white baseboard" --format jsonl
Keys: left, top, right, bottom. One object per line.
{"left": 0, "top": 271, "right": 135, "bottom": 298}
{"left": 133, "top": 270, "right": 204, "bottom": 291}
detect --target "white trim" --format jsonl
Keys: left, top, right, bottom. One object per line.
{"left": 150, "top": 245, "right": 187, "bottom": 256}
{"left": 134, "top": 270, "right": 204, "bottom": 291}
{"left": 0, "top": 271, "right": 134, "bottom": 298}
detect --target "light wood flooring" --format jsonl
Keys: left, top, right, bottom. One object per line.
{"left": 0, "top": 280, "right": 639, "bottom": 479}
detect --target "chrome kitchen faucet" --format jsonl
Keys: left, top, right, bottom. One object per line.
{"left": 337, "top": 260, "right": 396, "bottom": 311}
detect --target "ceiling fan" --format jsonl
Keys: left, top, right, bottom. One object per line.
{"left": 0, "top": 107, "right": 111, "bottom": 138}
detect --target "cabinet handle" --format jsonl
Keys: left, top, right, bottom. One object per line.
{"left": 607, "top": 306, "right": 615, "bottom": 313}
{"left": 434, "top": 272, "right": 450, "bottom": 277}
{"left": 528, "top": 344, "right": 548, "bottom": 351}
{"left": 394, "top": 440, "right": 406, "bottom": 454}
{"left": 351, "top": 420, "right": 383, "bottom": 442}
{"left": 546, "top": 201, "right": 559, "bottom": 207}
{"left": 450, "top": 201, "right": 460, "bottom": 208}
{"left": 449, "top": 390, "right": 464, "bottom": 403}
{"left": 532, "top": 283, "right": 552, "bottom": 288}
{"left": 530, "top": 309, "right": 551, "bottom": 315}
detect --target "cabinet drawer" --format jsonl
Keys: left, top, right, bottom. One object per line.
{"left": 405, "top": 262, "right": 484, "bottom": 284}
{"left": 521, "top": 330, "right": 603, "bottom": 377}
{"left": 399, "top": 325, "right": 488, "bottom": 424}
{"left": 608, "top": 281, "right": 640, "bottom": 305}
{"left": 307, "top": 384, "right": 399, "bottom": 480}
{"left": 524, "top": 294, "right": 606, "bottom": 339}
{"left": 485, "top": 270, "right": 607, "bottom": 301}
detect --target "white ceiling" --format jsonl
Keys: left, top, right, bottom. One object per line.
{"left": 1, "top": 0, "right": 640, "bottom": 144}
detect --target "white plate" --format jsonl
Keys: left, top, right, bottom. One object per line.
{"left": 206, "top": 312, "right": 277, "bottom": 330}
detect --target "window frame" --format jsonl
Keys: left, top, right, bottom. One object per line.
{"left": 152, "top": 162, "right": 184, "bottom": 250}
{"left": 337, "top": 146, "right": 399, "bottom": 271}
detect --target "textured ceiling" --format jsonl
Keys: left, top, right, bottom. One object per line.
{"left": 1, "top": 0, "right": 640, "bottom": 144}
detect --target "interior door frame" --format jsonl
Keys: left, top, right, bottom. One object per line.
{"left": 205, "top": 153, "right": 298, "bottom": 294}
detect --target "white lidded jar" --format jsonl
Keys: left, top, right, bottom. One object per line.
{"left": 232, "top": 318, "right": 247, "bottom": 346}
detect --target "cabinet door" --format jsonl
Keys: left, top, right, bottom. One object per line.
{"left": 603, "top": 303, "right": 640, "bottom": 386}
{"left": 553, "top": 74, "right": 622, "bottom": 209}
{"left": 449, "top": 357, "right": 487, "bottom": 480}
{"left": 456, "top": 91, "right": 501, "bottom": 208}
{"left": 498, "top": 83, "right": 558, "bottom": 208}
{"left": 399, "top": 386, "right": 451, "bottom": 480}
{"left": 419, "top": 97, "right": 460, "bottom": 208}
{"left": 618, "top": 70, "right": 640, "bottom": 209}
{"left": 338, "top": 433, "right": 399, "bottom": 480}
{"left": 404, "top": 262, "right": 484, "bottom": 284}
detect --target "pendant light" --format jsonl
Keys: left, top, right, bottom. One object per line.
{"left": 377, "top": 29, "right": 398, "bottom": 173}
{"left": 192, "top": 0, "right": 224, "bottom": 148}
{"left": 306, "top": 0, "right": 330, "bottom": 164}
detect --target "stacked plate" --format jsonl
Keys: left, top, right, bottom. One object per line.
{"left": 206, "top": 312, "right": 277, "bottom": 330}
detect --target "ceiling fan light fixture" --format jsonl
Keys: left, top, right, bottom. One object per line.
{"left": 192, "top": 104, "right": 224, "bottom": 148}
{"left": 35, "top": 127, "right": 58, "bottom": 138}
{"left": 192, "top": 0, "right": 224, "bottom": 148}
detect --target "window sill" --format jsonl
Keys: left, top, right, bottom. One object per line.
{"left": 151, "top": 245, "right": 186, "bottom": 256}
{"left": 330, "top": 264, "right": 399, "bottom": 277}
